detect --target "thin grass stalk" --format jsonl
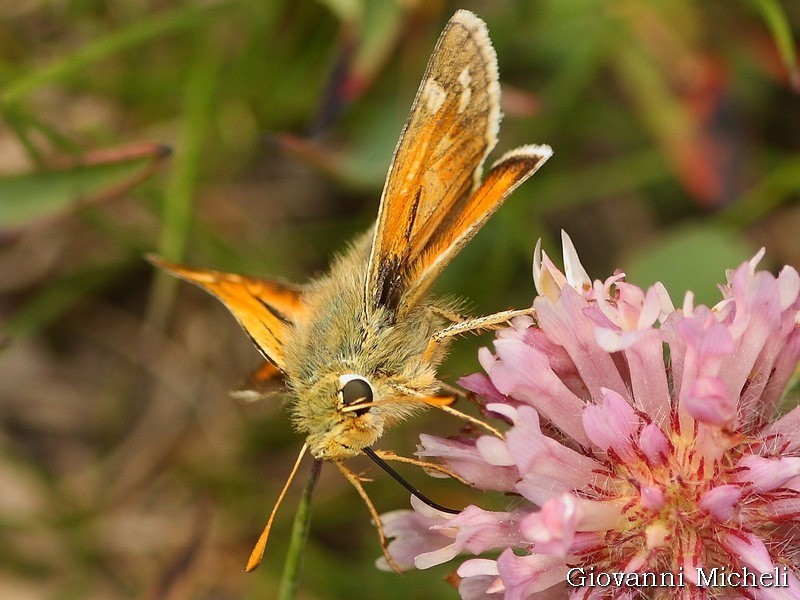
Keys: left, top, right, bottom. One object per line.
{"left": 277, "top": 459, "right": 322, "bottom": 600}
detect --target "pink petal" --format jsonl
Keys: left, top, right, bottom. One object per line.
{"left": 490, "top": 337, "right": 589, "bottom": 444}
{"left": 736, "top": 455, "right": 800, "bottom": 492}
{"left": 520, "top": 493, "right": 624, "bottom": 537}
{"left": 641, "top": 283, "right": 672, "bottom": 327}
{"left": 622, "top": 551, "right": 648, "bottom": 574}
{"left": 594, "top": 327, "right": 645, "bottom": 353}
{"left": 416, "top": 435, "right": 518, "bottom": 492}
{"left": 683, "top": 375, "right": 736, "bottom": 425}
{"left": 758, "top": 327, "right": 800, "bottom": 424}
{"left": 623, "top": 328, "right": 672, "bottom": 424}
{"left": 476, "top": 436, "right": 515, "bottom": 467}
{"left": 758, "top": 497, "right": 800, "bottom": 519}
{"left": 438, "top": 505, "right": 526, "bottom": 556}
{"left": 699, "top": 484, "right": 742, "bottom": 521}
{"left": 519, "top": 494, "right": 579, "bottom": 556}
{"left": 414, "top": 543, "right": 458, "bottom": 570}
{"left": 777, "top": 265, "right": 800, "bottom": 311}
{"left": 719, "top": 270, "right": 781, "bottom": 416}
{"left": 495, "top": 549, "right": 568, "bottom": 600}
{"left": 515, "top": 473, "right": 577, "bottom": 507}
{"left": 572, "top": 498, "right": 625, "bottom": 532}
{"left": 457, "top": 559, "right": 504, "bottom": 600}
{"left": 484, "top": 401, "right": 518, "bottom": 423}
{"left": 458, "top": 558, "right": 500, "bottom": 578}
{"left": 504, "top": 406, "right": 601, "bottom": 490}
{"left": 533, "top": 243, "right": 569, "bottom": 301}
{"left": 638, "top": 423, "right": 670, "bottom": 466}
{"left": 675, "top": 311, "right": 735, "bottom": 379}
{"left": 478, "top": 346, "right": 497, "bottom": 372}
{"left": 534, "top": 286, "right": 627, "bottom": 403}
{"left": 593, "top": 272, "right": 626, "bottom": 305}
{"left": 560, "top": 230, "right": 591, "bottom": 294}
{"left": 721, "top": 531, "right": 774, "bottom": 573}
{"left": 407, "top": 493, "right": 458, "bottom": 520}
{"left": 380, "top": 501, "right": 452, "bottom": 571}
{"left": 592, "top": 279, "right": 664, "bottom": 336}
{"left": 457, "top": 372, "right": 508, "bottom": 406}
{"left": 777, "top": 570, "right": 800, "bottom": 600}
{"left": 582, "top": 388, "right": 641, "bottom": 462}
{"left": 640, "top": 485, "right": 665, "bottom": 511}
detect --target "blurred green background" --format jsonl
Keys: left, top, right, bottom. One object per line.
{"left": 1, "top": 1, "right": 799, "bottom": 598}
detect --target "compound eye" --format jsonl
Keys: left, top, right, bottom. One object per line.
{"left": 338, "top": 374, "right": 373, "bottom": 416}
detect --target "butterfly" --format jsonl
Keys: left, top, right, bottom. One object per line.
{"left": 148, "top": 9, "right": 551, "bottom": 571}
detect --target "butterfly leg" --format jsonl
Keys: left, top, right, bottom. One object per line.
{"left": 434, "top": 307, "right": 534, "bottom": 341}
{"left": 433, "top": 403, "right": 504, "bottom": 438}
{"left": 335, "top": 461, "right": 402, "bottom": 573}
{"left": 391, "top": 385, "right": 504, "bottom": 438}
{"left": 422, "top": 307, "right": 534, "bottom": 365}
{"left": 437, "top": 380, "right": 474, "bottom": 402}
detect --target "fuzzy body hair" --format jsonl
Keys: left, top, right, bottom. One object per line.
{"left": 282, "top": 232, "right": 455, "bottom": 460}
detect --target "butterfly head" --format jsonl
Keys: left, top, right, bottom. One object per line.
{"left": 296, "top": 372, "right": 387, "bottom": 460}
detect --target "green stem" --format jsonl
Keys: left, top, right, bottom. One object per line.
{"left": 277, "top": 459, "right": 322, "bottom": 600}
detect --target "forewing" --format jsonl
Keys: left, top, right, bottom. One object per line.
{"left": 400, "top": 144, "right": 552, "bottom": 311}
{"left": 366, "top": 10, "right": 500, "bottom": 316}
{"left": 147, "top": 256, "right": 304, "bottom": 370}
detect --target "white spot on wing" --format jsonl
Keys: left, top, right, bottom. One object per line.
{"left": 458, "top": 67, "right": 472, "bottom": 113}
{"left": 422, "top": 79, "right": 447, "bottom": 113}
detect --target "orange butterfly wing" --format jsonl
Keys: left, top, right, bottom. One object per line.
{"left": 404, "top": 144, "right": 552, "bottom": 309}
{"left": 147, "top": 256, "right": 304, "bottom": 371}
{"left": 365, "top": 10, "right": 551, "bottom": 317}
{"left": 365, "top": 11, "right": 499, "bottom": 315}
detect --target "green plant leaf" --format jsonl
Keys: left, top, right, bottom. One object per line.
{"left": 746, "top": 0, "right": 800, "bottom": 89}
{"left": 0, "top": 143, "right": 169, "bottom": 230}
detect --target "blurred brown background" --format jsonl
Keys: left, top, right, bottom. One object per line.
{"left": 1, "top": 0, "right": 799, "bottom": 598}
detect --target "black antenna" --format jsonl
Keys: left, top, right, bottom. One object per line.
{"left": 362, "top": 447, "right": 460, "bottom": 515}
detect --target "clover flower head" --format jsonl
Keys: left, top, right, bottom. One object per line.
{"left": 383, "top": 232, "right": 800, "bottom": 599}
